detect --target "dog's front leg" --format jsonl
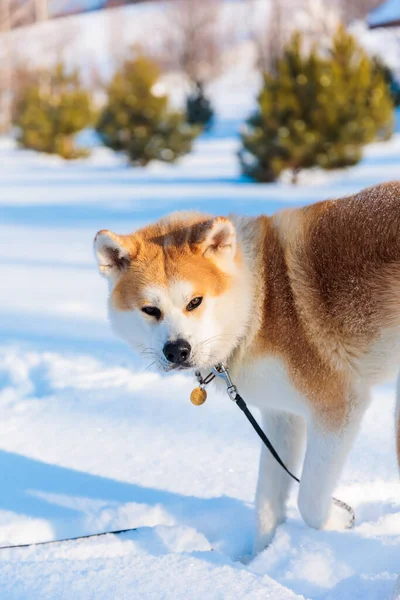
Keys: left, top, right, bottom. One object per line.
{"left": 298, "top": 397, "right": 367, "bottom": 530}
{"left": 253, "top": 409, "right": 306, "bottom": 555}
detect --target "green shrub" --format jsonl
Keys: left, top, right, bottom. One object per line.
{"left": 15, "top": 63, "right": 93, "bottom": 159}
{"left": 97, "top": 55, "right": 200, "bottom": 166}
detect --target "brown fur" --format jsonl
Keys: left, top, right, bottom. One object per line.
{"left": 102, "top": 182, "right": 400, "bottom": 437}
{"left": 246, "top": 182, "right": 400, "bottom": 429}
{"left": 248, "top": 215, "right": 351, "bottom": 428}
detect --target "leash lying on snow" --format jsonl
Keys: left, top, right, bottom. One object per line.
{"left": 0, "top": 527, "right": 139, "bottom": 550}
{"left": 192, "top": 363, "right": 355, "bottom": 528}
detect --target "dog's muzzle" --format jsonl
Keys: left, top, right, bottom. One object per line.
{"left": 163, "top": 339, "right": 191, "bottom": 366}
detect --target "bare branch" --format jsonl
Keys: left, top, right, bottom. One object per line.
{"left": 248, "top": 0, "right": 342, "bottom": 74}
{"left": 157, "top": 0, "right": 224, "bottom": 85}
{"left": 337, "top": 0, "right": 382, "bottom": 25}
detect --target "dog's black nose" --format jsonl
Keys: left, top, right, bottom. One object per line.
{"left": 163, "top": 339, "right": 191, "bottom": 364}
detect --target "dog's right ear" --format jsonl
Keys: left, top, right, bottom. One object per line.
{"left": 94, "top": 230, "right": 135, "bottom": 280}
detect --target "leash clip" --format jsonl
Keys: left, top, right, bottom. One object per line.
{"left": 211, "top": 363, "right": 238, "bottom": 401}
{"left": 194, "top": 370, "right": 215, "bottom": 388}
{"left": 195, "top": 370, "right": 204, "bottom": 387}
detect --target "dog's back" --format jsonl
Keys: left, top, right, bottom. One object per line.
{"left": 259, "top": 181, "right": 400, "bottom": 455}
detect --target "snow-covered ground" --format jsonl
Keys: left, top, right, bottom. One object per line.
{"left": 1, "top": 109, "right": 400, "bottom": 599}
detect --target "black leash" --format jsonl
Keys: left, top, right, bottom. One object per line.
{"left": 204, "top": 364, "right": 355, "bottom": 526}
{"left": 0, "top": 527, "right": 139, "bottom": 551}
{"left": 235, "top": 393, "right": 301, "bottom": 483}
{"left": 235, "top": 391, "right": 354, "bottom": 522}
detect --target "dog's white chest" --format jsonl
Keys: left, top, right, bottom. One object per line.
{"left": 231, "top": 356, "right": 310, "bottom": 418}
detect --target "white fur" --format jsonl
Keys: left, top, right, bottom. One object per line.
{"left": 253, "top": 408, "right": 306, "bottom": 553}
{"left": 231, "top": 356, "right": 311, "bottom": 418}
{"left": 358, "top": 326, "right": 400, "bottom": 384}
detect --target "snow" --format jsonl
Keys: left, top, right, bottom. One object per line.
{"left": 1, "top": 88, "right": 400, "bottom": 598}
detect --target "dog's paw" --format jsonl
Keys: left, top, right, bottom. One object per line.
{"left": 252, "top": 531, "right": 275, "bottom": 558}
{"left": 237, "top": 553, "right": 254, "bottom": 565}
{"left": 325, "top": 500, "right": 355, "bottom": 531}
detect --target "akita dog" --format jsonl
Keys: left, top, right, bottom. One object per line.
{"left": 94, "top": 181, "right": 400, "bottom": 554}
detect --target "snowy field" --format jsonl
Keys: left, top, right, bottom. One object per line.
{"left": 1, "top": 108, "right": 400, "bottom": 599}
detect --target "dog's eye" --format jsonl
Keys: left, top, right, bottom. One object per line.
{"left": 186, "top": 297, "right": 203, "bottom": 312}
{"left": 141, "top": 306, "right": 162, "bottom": 320}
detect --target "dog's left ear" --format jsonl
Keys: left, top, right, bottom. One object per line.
{"left": 201, "top": 217, "right": 236, "bottom": 260}
{"left": 94, "top": 230, "right": 135, "bottom": 281}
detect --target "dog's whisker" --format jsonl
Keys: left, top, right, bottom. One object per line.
{"left": 201, "top": 339, "right": 237, "bottom": 348}
{"left": 201, "top": 339, "right": 237, "bottom": 351}
{"left": 140, "top": 348, "right": 159, "bottom": 359}
{"left": 201, "top": 338, "right": 234, "bottom": 346}
{"left": 143, "top": 360, "right": 157, "bottom": 373}
{"left": 200, "top": 334, "right": 238, "bottom": 345}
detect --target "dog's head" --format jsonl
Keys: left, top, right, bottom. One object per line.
{"left": 94, "top": 212, "right": 249, "bottom": 372}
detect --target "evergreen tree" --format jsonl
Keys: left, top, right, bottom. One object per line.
{"left": 325, "top": 25, "right": 394, "bottom": 155}
{"left": 15, "top": 63, "right": 93, "bottom": 159}
{"left": 240, "top": 25, "right": 394, "bottom": 183}
{"left": 97, "top": 55, "right": 200, "bottom": 166}
{"left": 186, "top": 81, "right": 214, "bottom": 129}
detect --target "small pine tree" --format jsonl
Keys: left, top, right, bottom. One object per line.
{"left": 325, "top": 25, "right": 394, "bottom": 151}
{"left": 15, "top": 63, "right": 93, "bottom": 159}
{"left": 240, "top": 35, "right": 326, "bottom": 183}
{"left": 186, "top": 81, "right": 214, "bottom": 129}
{"left": 240, "top": 26, "right": 394, "bottom": 183}
{"left": 97, "top": 55, "right": 200, "bottom": 166}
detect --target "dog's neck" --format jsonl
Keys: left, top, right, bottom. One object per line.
{"left": 226, "top": 216, "right": 269, "bottom": 376}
